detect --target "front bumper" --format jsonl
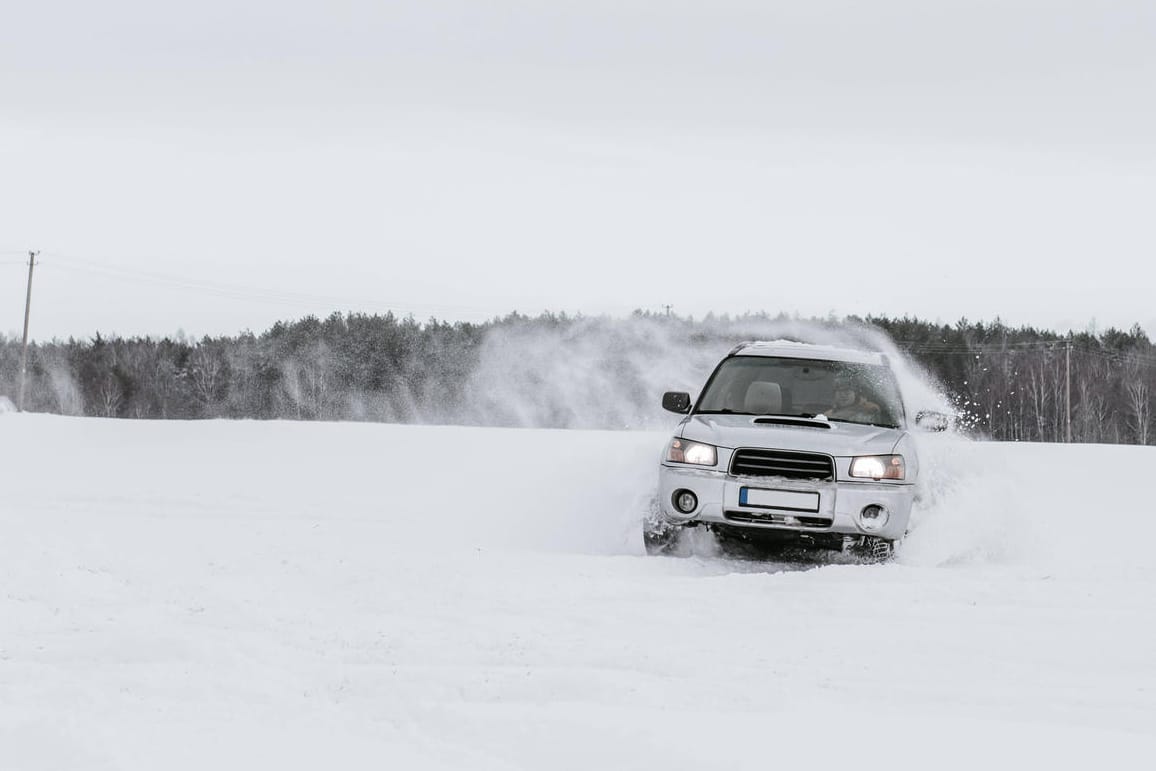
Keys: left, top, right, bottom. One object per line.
{"left": 658, "top": 463, "right": 914, "bottom": 542}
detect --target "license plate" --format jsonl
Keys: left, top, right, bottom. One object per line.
{"left": 740, "top": 487, "right": 820, "bottom": 512}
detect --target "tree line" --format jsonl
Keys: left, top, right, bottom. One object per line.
{"left": 867, "top": 316, "right": 1153, "bottom": 444}
{"left": 1, "top": 310, "right": 1152, "bottom": 444}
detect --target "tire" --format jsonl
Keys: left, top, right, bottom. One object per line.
{"left": 643, "top": 518, "right": 687, "bottom": 556}
{"left": 844, "top": 535, "right": 895, "bottom": 563}
{"left": 872, "top": 538, "right": 895, "bottom": 561}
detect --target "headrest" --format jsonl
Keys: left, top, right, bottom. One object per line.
{"left": 744, "top": 381, "right": 783, "bottom": 415}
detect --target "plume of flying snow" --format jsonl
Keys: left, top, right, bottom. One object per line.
{"left": 460, "top": 315, "right": 953, "bottom": 430}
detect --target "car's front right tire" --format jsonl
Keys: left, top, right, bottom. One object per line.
{"left": 642, "top": 516, "right": 687, "bottom": 555}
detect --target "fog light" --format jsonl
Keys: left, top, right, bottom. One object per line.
{"left": 858, "top": 504, "right": 889, "bottom": 533}
{"left": 673, "top": 489, "right": 698, "bottom": 514}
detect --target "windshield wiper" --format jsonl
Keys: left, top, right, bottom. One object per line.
{"left": 696, "top": 408, "right": 756, "bottom": 415}
{"left": 826, "top": 417, "right": 900, "bottom": 429}
{"left": 700, "top": 410, "right": 839, "bottom": 420}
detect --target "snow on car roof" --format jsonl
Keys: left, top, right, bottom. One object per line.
{"left": 732, "top": 340, "right": 889, "bottom": 366}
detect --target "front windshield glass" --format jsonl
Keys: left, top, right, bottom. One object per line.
{"left": 695, "top": 356, "right": 904, "bottom": 428}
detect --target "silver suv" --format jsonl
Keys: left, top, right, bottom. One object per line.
{"left": 650, "top": 341, "right": 943, "bottom": 560}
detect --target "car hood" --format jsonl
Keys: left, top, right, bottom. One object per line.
{"left": 679, "top": 414, "right": 903, "bottom": 456}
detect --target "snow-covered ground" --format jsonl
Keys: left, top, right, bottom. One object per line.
{"left": 2, "top": 414, "right": 1154, "bottom": 770}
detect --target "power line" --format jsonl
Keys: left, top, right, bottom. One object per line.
{"left": 897, "top": 340, "right": 1071, "bottom": 350}
{"left": 36, "top": 251, "right": 497, "bottom": 319}
{"left": 894, "top": 339, "right": 1156, "bottom": 367}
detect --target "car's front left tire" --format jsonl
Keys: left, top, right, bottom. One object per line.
{"left": 843, "top": 535, "right": 895, "bottom": 563}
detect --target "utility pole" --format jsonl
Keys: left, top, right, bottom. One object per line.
{"left": 1065, "top": 339, "right": 1072, "bottom": 443}
{"left": 17, "top": 250, "right": 38, "bottom": 412}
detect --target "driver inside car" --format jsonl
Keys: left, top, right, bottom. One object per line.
{"left": 826, "top": 373, "right": 882, "bottom": 423}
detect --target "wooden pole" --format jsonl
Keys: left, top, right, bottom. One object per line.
{"left": 1065, "top": 339, "right": 1071, "bottom": 443}
{"left": 17, "top": 250, "right": 37, "bottom": 411}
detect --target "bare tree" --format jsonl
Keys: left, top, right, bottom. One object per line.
{"left": 1025, "top": 353, "right": 1053, "bottom": 441}
{"left": 189, "top": 341, "right": 227, "bottom": 416}
{"left": 98, "top": 374, "right": 123, "bottom": 417}
{"left": 1122, "top": 356, "right": 1153, "bottom": 444}
{"left": 279, "top": 341, "right": 334, "bottom": 420}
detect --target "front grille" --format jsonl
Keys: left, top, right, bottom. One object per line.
{"left": 724, "top": 510, "right": 832, "bottom": 529}
{"left": 729, "top": 448, "right": 834, "bottom": 480}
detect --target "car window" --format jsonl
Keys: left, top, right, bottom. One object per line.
{"left": 695, "top": 356, "right": 903, "bottom": 427}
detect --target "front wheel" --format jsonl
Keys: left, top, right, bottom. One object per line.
{"left": 844, "top": 535, "right": 895, "bottom": 563}
{"left": 643, "top": 517, "right": 688, "bottom": 555}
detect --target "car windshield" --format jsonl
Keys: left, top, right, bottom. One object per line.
{"left": 695, "top": 356, "right": 904, "bottom": 428}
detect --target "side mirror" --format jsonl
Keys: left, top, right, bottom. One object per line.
{"left": 915, "top": 410, "right": 951, "bottom": 432}
{"left": 662, "top": 391, "right": 692, "bottom": 414}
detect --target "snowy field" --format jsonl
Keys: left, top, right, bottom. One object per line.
{"left": 2, "top": 414, "right": 1155, "bottom": 770}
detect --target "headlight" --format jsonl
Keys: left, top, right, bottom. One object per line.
{"left": 667, "top": 438, "right": 718, "bottom": 466}
{"left": 849, "top": 455, "right": 905, "bottom": 480}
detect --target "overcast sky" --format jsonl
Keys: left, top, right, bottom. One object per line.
{"left": 3, "top": 1, "right": 1154, "bottom": 341}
